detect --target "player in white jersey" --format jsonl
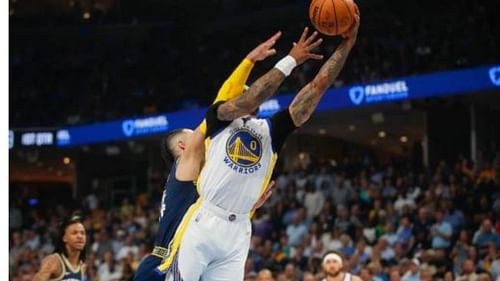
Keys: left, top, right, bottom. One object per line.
{"left": 163, "top": 12, "right": 360, "bottom": 281}
{"left": 321, "top": 251, "right": 363, "bottom": 281}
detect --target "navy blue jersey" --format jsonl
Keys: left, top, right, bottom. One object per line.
{"left": 154, "top": 161, "right": 199, "bottom": 247}
{"left": 50, "top": 253, "right": 84, "bottom": 281}
{"left": 133, "top": 255, "right": 166, "bottom": 281}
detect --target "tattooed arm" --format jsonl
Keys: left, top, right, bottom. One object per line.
{"left": 217, "top": 68, "right": 287, "bottom": 121}
{"left": 289, "top": 14, "right": 360, "bottom": 127}
{"left": 33, "top": 254, "right": 62, "bottom": 281}
{"left": 217, "top": 27, "right": 324, "bottom": 121}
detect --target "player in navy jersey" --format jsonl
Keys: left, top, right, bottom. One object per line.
{"left": 33, "top": 214, "right": 86, "bottom": 281}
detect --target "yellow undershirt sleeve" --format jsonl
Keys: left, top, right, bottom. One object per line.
{"left": 198, "top": 58, "right": 254, "bottom": 135}
{"left": 213, "top": 58, "right": 254, "bottom": 103}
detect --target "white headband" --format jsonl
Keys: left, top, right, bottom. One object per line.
{"left": 323, "top": 253, "right": 343, "bottom": 266}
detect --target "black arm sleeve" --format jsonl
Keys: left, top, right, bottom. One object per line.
{"left": 269, "top": 108, "right": 298, "bottom": 152}
{"left": 205, "top": 101, "right": 232, "bottom": 139}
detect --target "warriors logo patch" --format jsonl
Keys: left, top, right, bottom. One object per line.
{"left": 225, "top": 129, "right": 262, "bottom": 167}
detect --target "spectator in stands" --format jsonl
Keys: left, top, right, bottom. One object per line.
{"left": 257, "top": 268, "right": 274, "bottom": 281}
{"left": 382, "top": 178, "right": 398, "bottom": 201}
{"left": 287, "top": 212, "right": 308, "bottom": 247}
{"left": 490, "top": 249, "right": 500, "bottom": 281}
{"left": 396, "top": 215, "right": 414, "bottom": 247}
{"left": 98, "top": 250, "right": 122, "bottom": 281}
{"left": 91, "top": 230, "right": 113, "bottom": 257}
{"left": 389, "top": 269, "right": 401, "bottom": 281}
{"left": 116, "top": 234, "right": 138, "bottom": 261}
{"left": 420, "top": 269, "right": 432, "bottom": 281}
{"left": 333, "top": 175, "right": 354, "bottom": 207}
{"left": 401, "top": 259, "right": 420, "bottom": 281}
{"left": 284, "top": 263, "right": 300, "bottom": 281}
{"left": 335, "top": 205, "right": 353, "bottom": 234}
{"left": 430, "top": 209, "right": 453, "bottom": 249}
{"left": 360, "top": 267, "right": 375, "bottom": 281}
{"left": 304, "top": 183, "right": 325, "bottom": 220}
{"left": 444, "top": 199, "right": 465, "bottom": 234}
{"left": 455, "top": 259, "right": 478, "bottom": 281}
{"left": 473, "top": 219, "right": 500, "bottom": 248}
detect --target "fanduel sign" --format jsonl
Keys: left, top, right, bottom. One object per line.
{"left": 122, "top": 116, "right": 169, "bottom": 137}
{"left": 489, "top": 66, "right": 500, "bottom": 86}
{"left": 56, "top": 130, "right": 71, "bottom": 146}
{"left": 349, "top": 80, "right": 409, "bottom": 105}
{"left": 258, "top": 99, "right": 281, "bottom": 118}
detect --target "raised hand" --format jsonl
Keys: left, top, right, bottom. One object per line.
{"left": 251, "top": 180, "right": 275, "bottom": 211}
{"left": 246, "top": 31, "right": 282, "bottom": 63}
{"left": 288, "top": 27, "right": 324, "bottom": 65}
{"left": 341, "top": 5, "right": 360, "bottom": 48}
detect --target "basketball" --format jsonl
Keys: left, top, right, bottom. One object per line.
{"left": 309, "top": 0, "right": 357, "bottom": 36}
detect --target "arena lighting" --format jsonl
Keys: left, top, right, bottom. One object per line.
{"left": 400, "top": 136, "right": 408, "bottom": 143}
{"left": 82, "top": 12, "right": 91, "bottom": 19}
{"left": 348, "top": 125, "right": 356, "bottom": 131}
{"left": 63, "top": 157, "right": 71, "bottom": 165}
{"left": 378, "top": 131, "right": 386, "bottom": 138}
{"left": 318, "top": 128, "right": 327, "bottom": 135}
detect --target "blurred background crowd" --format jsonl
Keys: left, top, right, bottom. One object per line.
{"left": 9, "top": 150, "right": 500, "bottom": 280}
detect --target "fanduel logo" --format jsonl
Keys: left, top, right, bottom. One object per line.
{"left": 348, "top": 81, "right": 409, "bottom": 105}
{"left": 489, "top": 66, "right": 500, "bottom": 86}
{"left": 56, "top": 130, "right": 71, "bottom": 146}
{"left": 122, "top": 116, "right": 169, "bottom": 137}
{"left": 258, "top": 99, "right": 281, "bottom": 118}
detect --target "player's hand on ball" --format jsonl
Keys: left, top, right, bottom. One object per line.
{"left": 341, "top": 5, "right": 360, "bottom": 47}
{"left": 288, "top": 27, "right": 324, "bottom": 65}
{"left": 246, "top": 31, "right": 282, "bottom": 63}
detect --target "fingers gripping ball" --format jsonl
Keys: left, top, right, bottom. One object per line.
{"left": 309, "top": 0, "right": 357, "bottom": 36}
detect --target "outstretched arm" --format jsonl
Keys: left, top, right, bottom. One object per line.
{"left": 212, "top": 31, "right": 282, "bottom": 104}
{"left": 175, "top": 127, "right": 206, "bottom": 181}
{"left": 217, "top": 27, "right": 324, "bottom": 121}
{"left": 199, "top": 32, "right": 282, "bottom": 135}
{"left": 289, "top": 14, "right": 360, "bottom": 127}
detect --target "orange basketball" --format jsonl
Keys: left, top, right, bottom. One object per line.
{"left": 309, "top": 0, "right": 356, "bottom": 36}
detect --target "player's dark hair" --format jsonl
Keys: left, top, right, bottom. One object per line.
{"left": 160, "top": 129, "right": 187, "bottom": 165}
{"left": 54, "top": 213, "right": 86, "bottom": 262}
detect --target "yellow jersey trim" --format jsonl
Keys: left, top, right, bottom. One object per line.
{"left": 249, "top": 152, "right": 278, "bottom": 218}
{"left": 157, "top": 198, "right": 203, "bottom": 272}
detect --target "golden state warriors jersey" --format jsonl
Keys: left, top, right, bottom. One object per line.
{"left": 198, "top": 101, "right": 297, "bottom": 213}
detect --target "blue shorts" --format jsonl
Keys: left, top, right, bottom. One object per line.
{"left": 133, "top": 255, "right": 166, "bottom": 281}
